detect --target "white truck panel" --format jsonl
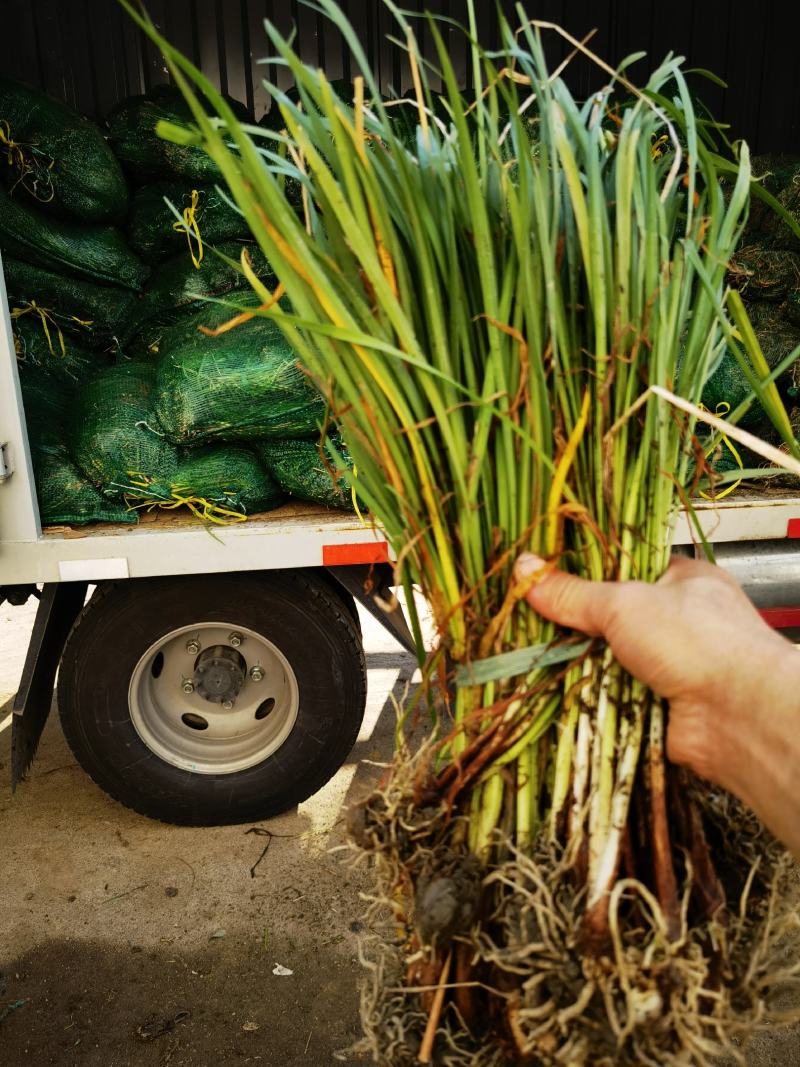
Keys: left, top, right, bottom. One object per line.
{"left": 672, "top": 495, "right": 800, "bottom": 545}
{"left": 0, "top": 504, "right": 391, "bottom": 584}
{"left": 0, "top": 253, "right": 41, "bottom": 547}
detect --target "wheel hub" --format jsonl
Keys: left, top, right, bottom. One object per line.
{"left": 129, "top": 621, "right": 300, "bottom": 775}
{"left": 194, "top": 645, "right": 247, "bottom": 704}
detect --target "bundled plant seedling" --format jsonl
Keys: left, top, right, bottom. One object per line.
{"left": 123, "top": 1, "right": 800, "bottom": 1062}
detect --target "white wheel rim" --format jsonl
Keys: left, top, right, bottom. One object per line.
{"left": 128, "top": 621, "right": 300, "bottom": 775}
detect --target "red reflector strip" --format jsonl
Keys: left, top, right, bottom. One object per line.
{"left": 788, "top": 519, "right": 800, "bottom": 538}
{"left": 759, "top": 606, "right": 800, "bottom": 630}
{"left": 323, "top": 541, "right": 390, "bottom": 566}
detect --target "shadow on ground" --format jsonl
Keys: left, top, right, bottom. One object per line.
{"left": 1, "top": 937, "right": 365, "bottom": 1066}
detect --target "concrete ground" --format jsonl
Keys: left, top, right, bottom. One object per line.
{"left": 0, "top": 596, "right": 416, "bottom": 1067}
{"left": 0, "top": 595, "right": 797, "bottom": 1066}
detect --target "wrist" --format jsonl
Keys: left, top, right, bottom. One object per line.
{"left": 711, "top": 638, "right": 800, "bottom": 850}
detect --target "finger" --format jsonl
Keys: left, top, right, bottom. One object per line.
{"left": 514, "top": 554, "right": 619, "bottom": 637}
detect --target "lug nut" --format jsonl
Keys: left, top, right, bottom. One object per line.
{"left": 250, "top": 666, "right": 264, "bottom": 682}
{"left": 222, "top": 700, "right": 234, "bottom": 710}
{"left": 182, "top": 680, "right": 195, "bottom": 695}
{"left": 228, "top": 632, "right": 243, "bottom": 647}
{"left": 185, "top": 639, "right": 200, "bottom": 655}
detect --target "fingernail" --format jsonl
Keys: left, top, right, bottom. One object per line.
{"left": 515, "top": 553, "right": 546, "bottom": 580}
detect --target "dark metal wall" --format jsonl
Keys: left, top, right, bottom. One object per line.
{"left": 0, "top": 1, "right": 797, "bottom": 153}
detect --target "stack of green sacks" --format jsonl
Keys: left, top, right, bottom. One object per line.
{"left": 0, "top": 79, "right": 145, "bottom": 351}
{"left": 1, "top": 76, "right": 355, "bottom": 525}
{"left": 0, "top": 78, "right": 143, "bottom": 524}
{"left": 108, "top": 83, "right": 293, "bottom": 366}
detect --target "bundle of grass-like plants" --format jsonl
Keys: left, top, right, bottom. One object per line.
{"left": 123, "top": 1, "right": 800, "bottom": 1062}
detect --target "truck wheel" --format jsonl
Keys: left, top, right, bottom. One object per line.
{"left": 58, "top": 570, "right": 366, "bottom": 826}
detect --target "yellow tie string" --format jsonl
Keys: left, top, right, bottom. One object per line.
{"left": 11, "top": 302, "right": 93, "bottom": 358}
{"left": 0, "top": 121, "right": 27, "bottom": 173}
{"left": 173, "top": 188, "right": 204, "bottom": 269}
{"left": 350, "top": 464, "right": 367, "bottom": 523}
{"left": 11, "top": 302, "right": 66, "bottom": 357}
{"left": 0, "top": 121, "right": 55, "bottom": 202}
{"left": 123, "top": 472, "right": 247, "bottom": 525}
{"left": 698, "top": 401, "right": 744, "bottom": 500}
{"left": 651, "top": 133, "right": 669, "bottom": 160}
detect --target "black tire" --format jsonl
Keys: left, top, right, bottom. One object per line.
{"left": 58, "top": 570, "right": 366, "bottom": 826}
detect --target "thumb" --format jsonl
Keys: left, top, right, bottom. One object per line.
{"left": 514, "top": 553, "right": 617, "bottom": 637}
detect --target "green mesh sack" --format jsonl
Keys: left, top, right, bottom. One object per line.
{"left": 31, "top": 441, "right": 137, "bottom": 525}
{"left": 0, "top": 184, "right": 148, "bottom": 290}
{"left": 128, "top": 445, "right": 286, "bottom": 520}
{"left": 123, "top": 300, "right": 271, "bottom": 364}
{"left": 154, "top": 299, "right": 325, "bottom": 444}
{"left": 3, "top": 257, "right": 140, "bottom": 350}
{"left": 755, "top": 156, "right": 800, "bottom": 252}
{"left": 17, "top": 363, "right": 134, "bottom": 525}
{"left": 742, "top": 155, "right": 800, "bottom": 244}
{"left": 254, "top": 435, "right": 355, "bottom": 510}
{"left": 121, "top": 304, "right": 202, "bottom": 363}
{"left": 702, "top": 303, "right": 800, "bottom": 436}
{"left": 69, "top": 362, "right": 180, "bottom": 498}
{"left": 17, "top": 357, "right": 68, "bottom": 431}
{"left": 120, "top": 240, "right": 274, "bottom": 344}
{"left": 107, "top": 86, "right": 249, "bottom": 183}
{"left": 0, "top": 77, "right": 128, "bottom": 222}
{"left": 128, "top": 181, "right": 249, "bottom": 264}
{"left": 785, "top": 289, "right": 800, "bottom": 328}
{"left": 123, "top": 298, "right": 262, "bottom": 363}
{"left": 12, "top": 312, "right": 107, "bottom": 384}
{"left": 728, "top": 246, "right": 800, "bottom": 303}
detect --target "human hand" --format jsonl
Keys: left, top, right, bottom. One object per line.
{"left": 514, "top": 553, "right": 800, "bottom": 856}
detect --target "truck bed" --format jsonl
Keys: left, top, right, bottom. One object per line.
{"left": 3, "top": 485, "right": 800, "bottom": 587}
{"left": 0, "top": 501, "right": 390, "bottom": 585}
{"left": 672, "top": 490, "right": 800, "bottom": 544}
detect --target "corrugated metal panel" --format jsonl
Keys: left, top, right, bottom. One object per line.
{"left": 0, "top": 0, "right": 797, "bottom": 152}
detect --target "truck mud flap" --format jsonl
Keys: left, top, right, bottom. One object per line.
{"left": 11, "top": 581, "right": 88, "bottom": 788}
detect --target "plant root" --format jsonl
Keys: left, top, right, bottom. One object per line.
{"left": 345, "top": 744, "right": 800, "bottom": 1066}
